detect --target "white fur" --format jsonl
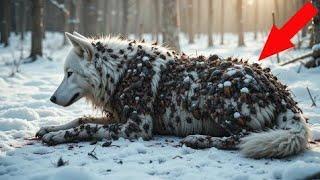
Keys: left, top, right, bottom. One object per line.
{"left": 240, "top": 112, "right": 310, "bottom": 159}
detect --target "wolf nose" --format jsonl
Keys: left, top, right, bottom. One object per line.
{"left": 50, "top": 96, "right": 57, "bottom": 103}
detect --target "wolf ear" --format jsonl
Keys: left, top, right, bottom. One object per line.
{"left": 65, "top": 32, "right": 94, "bottom": 61}
{"left": 72, "top": 31, "right": 87, "bottom": 40}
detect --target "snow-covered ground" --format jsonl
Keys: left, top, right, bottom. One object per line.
{"left": 0, "top": 32, "right": 320, "bottom": 180}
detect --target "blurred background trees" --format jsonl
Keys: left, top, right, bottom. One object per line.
{"left": 0, "top": 0, "right": 10, "bottom": 47}
{"left": 0, "top": 0, "right": 317, "bottom": 61}
{"left": 29, "top": 0, "right": 43, "bottom": 61}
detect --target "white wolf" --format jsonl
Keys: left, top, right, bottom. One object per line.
{"left": 36, "top": 32, "right": 310, "bottom": 159}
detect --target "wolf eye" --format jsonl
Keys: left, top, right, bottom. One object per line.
{"left": 67, "top": 71, "right": 73, "bottom": 78}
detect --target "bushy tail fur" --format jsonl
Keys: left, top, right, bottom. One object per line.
{"left": 239, "top": 113, "right": 310, "bottom": 159}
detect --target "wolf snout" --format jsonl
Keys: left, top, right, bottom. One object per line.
{"left": 50, "top": 95, "right": 57, "bottom": 103}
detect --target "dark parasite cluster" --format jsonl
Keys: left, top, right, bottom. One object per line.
{"left": 153, "top": 55, "right": 302, "bottom": 136}
{"left": 90, "top": 39, "right": 301, "bottom": 138}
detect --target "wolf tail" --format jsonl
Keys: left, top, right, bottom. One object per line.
{"left": 239, "top": 112, "right": 310, "bottom": 159}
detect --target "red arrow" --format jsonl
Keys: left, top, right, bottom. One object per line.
{"left": 259, "top": 2, "right": 318, "bottom": 61}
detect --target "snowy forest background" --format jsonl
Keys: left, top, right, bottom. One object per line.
{"left": 1, "top": 0, "right": 318, "bottom": 58}
{"left": 1, "top": 0, "right": 320, "bottom": 180}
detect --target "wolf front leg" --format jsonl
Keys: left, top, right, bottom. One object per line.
{"left": 181, "top": 135, "right": 241, "bottom": 150}
{"left": 41, "top": 114, "right": 153, "bottom": 145}
{"left": 36, "top": 116, "right": 115, "bottom": 138}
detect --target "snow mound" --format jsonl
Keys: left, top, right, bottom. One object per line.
{"left": 312, "top": 43, "right": 320, "bottom": 51}
{"left": 311, "top": 125, "right": 320, "bottom": 141}
{"left": 118, "top": 142, "right": 147, "bottom": 158}
{"left": 282, "top": 161, "right": 320, "bottom": 180}
{"left": 0, "top": 77, "right": 8, "bottom": 87}
{"left": 0, "top": 118, "right": 34, "bottom": 131}
{"left": 180, "top": 145, "right": 195, "bottom": 155}
{"left": 36, "top": 109, "right": 59, "bottom": 117}
{"left": 27, "top": 167, "right": 103, "bottom": 180}
{"left": 32, "top": 147, "right": 54, "bottom": 155}
{"left": 0, "top": 107, "right": 40, "bottom": 121}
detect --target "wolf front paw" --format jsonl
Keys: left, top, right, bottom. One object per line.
{"left": 35, "top": 127, "right": 51, "bottom": 138}
{"left": 41, "top": 131, "right": 67, "bottom": 146}
{"left": 180, "top": 135, "right": 213, "bottom": 149}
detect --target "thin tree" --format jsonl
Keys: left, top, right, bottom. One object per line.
{"left": 68, "top": 0, "right": 78, "bottom": 33}
{"left": 115, "top": 0, "right": 121, "bottom": 33}
{"left": 121, "top": 0, "right": 129, "bottom": 37}
{"left": 153, "top": 0, "right": 160, "bottom": 42}
{"left": 81, "top": 0, "right": 98, "bottom": 36}
{"left": 274, "top": 0, "right": 280, "bottom": 24}
{"left": 0, "top": 0, "right": 10, "bottom": 47}
{"left": 29, "top": 0, "right": 43, "bottom": 61}
{"left": 208, "top": 0, "right": 213, "bottom": 47}
{"left": 312, "top": 0, "right": 320, "bottom": 45}
{"left": 272, "top": 13, "right": 280, "bottom": 63}
{"left": 187, "top": 0, "right": 194, "bottom": 44}
{"left": 102, "top": 0, "right": 109, "bottom": 33}
{"left": 237, "top": 0, "right": 245, "bottom": 46}
{"left": 49, "top": 0, "right": 70, "bottom": 44}
{"left": 136, "top": 0, "right": 144, "bottom": 39}
{"left": 197, "top": 0, "right": 201, "bottom": 38}
{"left": 254, "top": 0, "right": 259, "bottom": 40}
{"left": 301, "top": 0, "right": 309, "bottom": 37}
{"left": 14, "top": 1, "right": 19, "bottom": 35}
{"left": 220, "top": 0, "right": 225, "bottom": 45}
{"left": 135, "top": 0, "right": 142, "bottom": 39}
{"left": 107, "top": 0, "right": 113, "bottom": 34}
{"left": 18, "top": 0, "right": 28, "bottom": 41}
{"left": 179, "top": 0, "right": 187, "bottom": 36}
{"left": 162, "top": 0, "right": 180, "bottom": 51}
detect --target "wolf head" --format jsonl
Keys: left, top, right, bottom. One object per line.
{"left": 50, "top": 32, "right": 99, "bottom": 107}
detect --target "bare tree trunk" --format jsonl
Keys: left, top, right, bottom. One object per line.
{"left": 312, "top": 0, "right": 320, "bottom": 44}
{"left": 68, "top": 0, "right": 78, "bottom": 33}
{"left": 220, "top": 0, "right": 224, "bottom": 45}
{"left": 274, "top": 0, "right": 280, "bottom": 24}
{"left": 304, "top": 0, "right": 320, "bottom": 67}
{"left": 29, "top": 0, "right": 43, "bottom": 61}
{"left": 179, "top": 0, "right": 187, "bottom": 35}
{"left": 208, "top": 0, "right": 213, "bottom": 47}
{"left": 0, "top": 0, "right": 10, "bottom": 47}
{"left": 135, "top": 0, "right": 141, "bottom": 38}
{"left": 42, "top": 0, "right": 46, "bottom": 39}
{"left": 81, "top": 0, "right": 98, "bottom": 36}
{"left": 301, "top": 0, "right": 309, "bottom": 37}
{"left": 254, "top": 0, "right": 259, "bottom": 40}
{"left": 301, "top": 25, "right": 308, "bottom": 38}
{"left": 14, "top": 1, "right": 20, "bottom": 35}
{"left": 272, "top": 13, "right": 280, "bottom": 63}
{"left": 15, "top": 0, "right": 25, "bottom": 41}
{"left": 115, "top": 0, "right": 121, "bottom": 33}
{"left": 237, "top": 0, "right": 245, "bottom": 46}
{"left": 20, "top": 0, "right": 26, "bottom": 40}
{"left": 135, "top": 0, "right": 143, "bottom": 39}
{"left": 162, "top": 0, "right": 180, "bottom": 51}
{"left": 121, "top": 0, "right": 128, "bottom": 37}
{"left": 107, "top": 0, "right": 114, "bottom": 34}
{"left": 103, "top": 0, "right": 109, "bottom": 33}
{"left": 197, "top": 0, "right": 201, "bottom": 38}
{"left": 63, "top": 4, "right": 69, "bottom": 45}
{"left": 187, "top": 0, "right": 194, "bottom": 44}
{"left": 153, "top": 0, "right": 160, "bottom": 42}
